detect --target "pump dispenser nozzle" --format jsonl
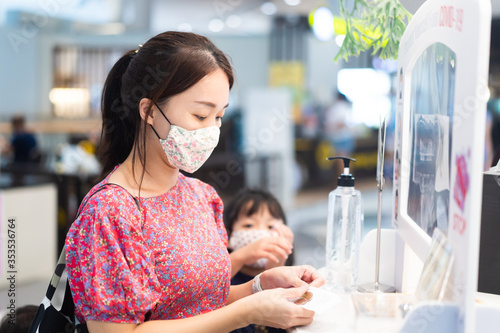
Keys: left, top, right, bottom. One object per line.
{"left": 327, "top": 156, "right": 357, "bottom": 187}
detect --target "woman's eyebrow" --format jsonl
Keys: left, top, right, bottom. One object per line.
{"left": 194, "top": 101, "right": 229, "bottom": 109}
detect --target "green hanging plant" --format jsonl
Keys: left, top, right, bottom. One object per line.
{"left": 335, "top": 0, "right": 413, "bottom": 61}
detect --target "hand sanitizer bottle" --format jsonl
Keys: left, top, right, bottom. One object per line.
{"left": 325, "top": 156, "right": 363, "bottom": 293}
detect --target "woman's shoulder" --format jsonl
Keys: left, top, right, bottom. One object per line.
{"left": 77, "top": 181, "right": 140, "bottom": 218}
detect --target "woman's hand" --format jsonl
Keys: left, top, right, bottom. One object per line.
{"left": 260, "top": 265, "right": 325, "bottom": 290}
{"left": 236, "top": 284, "right": 315, "bottom": 329}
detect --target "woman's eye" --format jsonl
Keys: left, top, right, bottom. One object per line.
{"left": 243, "top": 224, "right": 253, "bottom": 228}
{"left": 195, "top": 115, "right": 207, "bottom": 121}
{"left": 216, "top": 116, "right": 223, "bottom": 122}
{"left": 268, "top": 225, "right": 275, "bottom": 230}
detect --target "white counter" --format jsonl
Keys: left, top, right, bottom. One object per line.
{"left": 0, "top": 183, "right": 57, "bottom": 291}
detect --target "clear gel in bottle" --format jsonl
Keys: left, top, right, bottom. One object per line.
{"left": 325, "top": 156, "right": 363, "bottom": 293}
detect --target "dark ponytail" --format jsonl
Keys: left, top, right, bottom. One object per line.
{"left": 98, "top": 50, "right": 137, "bottom": 178}
{"left": 97, "top": 31, "right": 234, "bottom": 181}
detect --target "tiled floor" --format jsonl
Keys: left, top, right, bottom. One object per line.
{"left": 0, "top": 180, "right": 395, "bottom": 319}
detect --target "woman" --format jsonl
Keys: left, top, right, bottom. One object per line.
{"left": 65, "top": 31, "right": 324, "bottom": 332}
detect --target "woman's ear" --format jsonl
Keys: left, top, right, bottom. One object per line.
{"left": 139, "top": 98, "right": 154, "bottom": 125}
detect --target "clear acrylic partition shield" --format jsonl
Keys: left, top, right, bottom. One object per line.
{"left": 393, "top": 0, "right": 491, "bottom": 332}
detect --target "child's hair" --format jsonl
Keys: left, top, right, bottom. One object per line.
{"left": 223, "top": 188, "right": 293, "bottom": 265}
{"left": 224, "top": 188, "right": 286, "bottom": 235}
{"left": 0, "top": 304, "right": 38, "bottom": 333}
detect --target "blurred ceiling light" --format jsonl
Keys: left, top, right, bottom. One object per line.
{"left": 335, "top": 34, "right": 345, "bottom": 47}
{"left": 261, "top": 2, "right": 277, "bottom": 15}
{"left": 352, "top": 97, "right": 391, "bottom": 128}
{"left": 208, "top": 19, "right": 224, "bottom": 32}
{"left": 284, "top": 0, "right": 301, "bottom": 6}
{"left": 338, "top": 68, "right": 391, "bottom": 99}
{"left": 226, "top": 15, "right": 241, "bottom": 28}
{"left": 177, "top": 23, "right": 193, "bottom": 32}
{"left": 311, "top": 7, "right": 334, "bottom": 41}
{"left": 337, "top": 69, "right": 391, "bottom": 128}
{"left": 49, "top": 88, "right": 90, "bottom": 118}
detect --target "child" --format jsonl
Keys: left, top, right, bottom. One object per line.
{"left": 224, "top": 189, "right": 295, "bottom": 333}
{"left": 0, "top": 305, "right": 38, "bottom": 333}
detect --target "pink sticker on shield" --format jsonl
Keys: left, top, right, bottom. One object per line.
{"left": 454, "top": 154, "right": 469, "bottom": 212}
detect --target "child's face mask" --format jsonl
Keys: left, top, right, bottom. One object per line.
{"left": 229, "top": 229, "right": 275, "bottom": 269}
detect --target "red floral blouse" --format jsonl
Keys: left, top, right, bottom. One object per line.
{"left": 65, "top": 169, "right": 231, "bottom": 323}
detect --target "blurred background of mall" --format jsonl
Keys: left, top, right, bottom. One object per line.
{"left": 1, "top": 0, "right": 500, "bottom": 308}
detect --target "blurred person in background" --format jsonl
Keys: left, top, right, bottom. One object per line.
{"left": 55, "top": 134, "right": 100, "bottom": 176}
{"left": 324, "top": 92, "right": 355, "bottom": 157}
{"left": 2, "top": 115, "right": 40, "bottom": 185}
{"left": 9, "top": 115, "right": 39, "bottom": 165}
{"left": 324, "top": 92, "right": 356, "bottom": 175}
{"left": 0, "top": 135, "right": 9, "bottom": 167}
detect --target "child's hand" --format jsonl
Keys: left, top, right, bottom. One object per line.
{"left": 233, "top": 236, "right": 293, "bottom": 267}
{"left": 265, "top": 224, "right": 294, "bottom": 269}
{"left": 271, "top": 224, "right": 294, "bottom": 248}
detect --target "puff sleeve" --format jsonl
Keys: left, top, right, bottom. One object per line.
{"left": 205, "top": 183, "right": 228, "bottom": 248}
{"left": 65, "top": 187, "right": 160, "bottom": 324}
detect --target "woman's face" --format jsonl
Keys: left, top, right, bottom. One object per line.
{"left": 153, "top": 68, "right": 230, "bottom": 137}
{"left": 232, "top": 203, "right": 285, "bottom": 232}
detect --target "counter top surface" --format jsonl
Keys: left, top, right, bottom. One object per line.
{"left": 290, "top": 291, "right": 500, "bottom": 333}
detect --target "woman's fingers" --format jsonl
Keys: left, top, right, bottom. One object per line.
{"left": 281, "top": 287, "right": 316, "bottom": 327}
{"left": 260, "top": 266, "right": 325, "bottom": 290}
{"left": 283, "top": 283, "right": 309, "bottom": 299}
{"left": 297, "top": 265, "right": 325, "bottom": 287}
{"left": 252, "top": 286, "right": 315, "bottom": 329}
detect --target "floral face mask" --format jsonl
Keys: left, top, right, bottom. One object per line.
{"left": 150, "top": 103, "right": 220, "bottom": 173}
